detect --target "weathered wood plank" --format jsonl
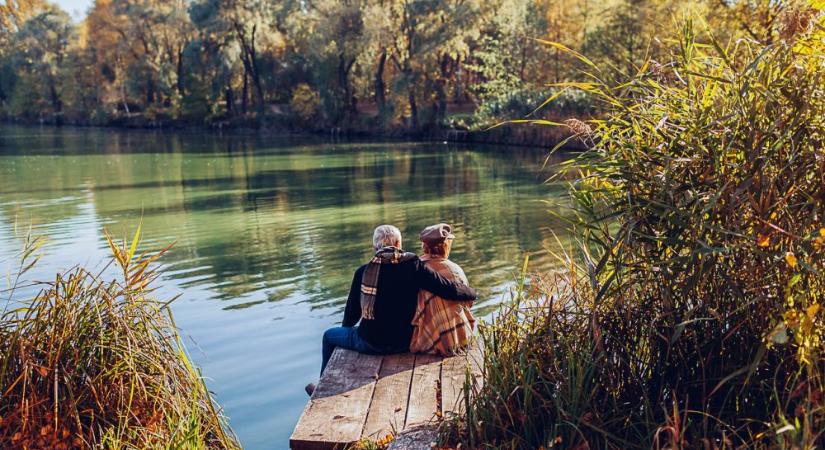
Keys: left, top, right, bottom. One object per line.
{"left": 290, "top": 349, "right": 384, "bottom": 450}
{"left": 467, "top": 339, "right": 485, "bottom": 392}
{"left": 440, "top": 352, "right": 469, "bottom": 418}
{"left": 440, "top": 341, "right": 485, "bottom": 419}
{"left": 404, "top": 354, "right": 442, "bottom": 429}
{"left": 362, "top": 353, "right": 415, "bottom": 440}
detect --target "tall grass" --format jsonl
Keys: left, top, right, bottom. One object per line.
{"left": 446, "top": 4, "right": 825, "bottom": 449}
{"left": 0, "top": 228, "right": 239, "bottom": 449}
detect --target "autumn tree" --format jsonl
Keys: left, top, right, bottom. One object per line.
{"left": 0, "top": 0, "right": 49, "bottom": 113}
{"left": 188, "top": 0, "right": 289, "bottom": 115}
{"left": 364, "top": 0, "right": 483, "bottom": 128}
{"left": 7, "top": 7, "right": 74, "bottom": 119}
{"left": 285, "top": 0, "right": 367, "bottom": 122}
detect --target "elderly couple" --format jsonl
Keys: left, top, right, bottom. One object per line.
{"left": 308, "top": 223, "right": 476, "bottom": 392}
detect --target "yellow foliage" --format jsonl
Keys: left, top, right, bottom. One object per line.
{"left": 785, "top": 251, "right": 798, "bottom": 269}
{"left": 814, "top": 228, "right": 825, "bottom": 251}
{"left": 289, "top": 83, "right": 321, "bottom": 123}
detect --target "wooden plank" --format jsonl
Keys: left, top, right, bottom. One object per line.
{"left": 404, "top": 354, "right": 442, "bottom": 429}
{"left": 361, "top": 353, "right": 416, "bottom": 440}
{"left": 441, "top": 341, "right": 485, "bottom": 419}
{"left": 290, "top": 349, "right": 384, "bottom": 450}
{"left": 440, "top": 352, "right": 469, "bottom": 418}
{"left": 467, "top": 339, "right": 485, "bottom": 392}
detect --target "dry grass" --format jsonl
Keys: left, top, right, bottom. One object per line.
{"left": 445, "top": 6, "right": 825, "bottom": 449}
{"left": 0, "top": 227, "right": 239, "bottom": 449}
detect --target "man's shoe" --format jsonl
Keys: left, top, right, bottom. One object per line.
{"left": 304, "top": 383, "right": 316, "bottom": 397}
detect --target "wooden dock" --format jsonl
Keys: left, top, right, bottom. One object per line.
{"left": 290, "top": 343, "right": 483, "bottom": 450}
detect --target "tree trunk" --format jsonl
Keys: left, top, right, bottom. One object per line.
{"left": 249, "top": 57, "right": 264, "bottom": 114}
{"left": 408, "top": 87, "right": 418, "bottom": 129}
{"left": 374, "top": 49, "right": 387, "bottom": 119}
{"left": 337, "top": 52, "right": 348, "bottom": 119}
{"left": 235, "top": 22, "right": 265, "bottom": 114}
{"left": 146, "top": 77, "right": 155, "bottom": 106}
{"left": 435, "top": 54, "right": 450, "bottom": 124}
{"left": 176, "top": 46, "right": 185, "bottom": 97}
{"left": 241, "top": 70, "right": 248, "bottom": 114}
{"left": 452, "top": 57, "right": 462, "bottom": 102}
{"left": 120, "top": 79, "right": 130, "bottom": 115}
{"left": 554, "top": 26, "right": 561, "bottom": 83}
{"left": 336, "top": 52, "right": 357, "bottom": 122}
{"left": 520, "top": 37, "right": 528, "bottom": 82}
{"left": 225, "top": 86, "right": 234, "bottom": 116}
{"left": 248, "top": 25, "right": 265, "bottom": 114}
{"left": 49, "top": 81, "right": 62, "bottom": 113}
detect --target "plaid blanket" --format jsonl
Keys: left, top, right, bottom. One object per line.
{"left": 410, "top": 255, "right": 476, "bottom": 355}
{"left": 360, "top": 246, "right": 417, "bottom": 320}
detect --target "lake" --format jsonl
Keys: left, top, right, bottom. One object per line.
{"left": 0, "top": 125, "right": 571, "bottom": 449}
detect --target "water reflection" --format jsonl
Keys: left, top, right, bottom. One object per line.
{"left": 0, "top": 125, "right": 571, "bottom": 448}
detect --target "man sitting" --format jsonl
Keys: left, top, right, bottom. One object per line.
{"left": 319, "top": 224, "right": 477, "bottom": 375}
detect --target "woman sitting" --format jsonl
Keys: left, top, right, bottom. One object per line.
{"left": 410, "top": 223, "right": 476, "bottom": 355}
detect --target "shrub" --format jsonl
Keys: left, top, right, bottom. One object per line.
{"left": 289, "top": 83, "right": 322, "bottom": 123}
{"left": 447, "top": 6, "right": 825, "bottom": 449}
{"left": 0, "top": 230, "right": 240, "bottom": 449}
{"left": 471, "top": 87, "right": 595, "bottom": 129}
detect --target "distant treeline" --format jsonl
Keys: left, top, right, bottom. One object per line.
{"left": 0, "top": 0, "right": 788, "bottom": 133}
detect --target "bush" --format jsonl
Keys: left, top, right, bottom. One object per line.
{"left": 471, "top": 87, "right": 595, "bottom": 128}
{"left": 447, "top": 7, "right": 825, "bottom": 449}
{"left": 0, "top": 230, "right": 239, "bottom": 449}
{"left": 289, "top": 82, "right": 322, "bottom": 123}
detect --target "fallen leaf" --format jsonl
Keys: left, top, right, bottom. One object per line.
{"left": 785, "top": 252, "right": 798, "bottom": 268}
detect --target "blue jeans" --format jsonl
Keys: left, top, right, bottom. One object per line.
{"left": 321, "top": 326, "right": 405, "bottom": 374}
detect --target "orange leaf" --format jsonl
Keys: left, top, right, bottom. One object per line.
{"left": 785, "top": 252, "right": 798, "bottom": 268}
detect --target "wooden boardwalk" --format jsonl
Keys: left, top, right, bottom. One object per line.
{"left": 290, "top": 343, "right": 483, "bottom": 450}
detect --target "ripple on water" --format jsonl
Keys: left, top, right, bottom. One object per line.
{"left": 0, "top": 127, "right": 573, "bottom": 450}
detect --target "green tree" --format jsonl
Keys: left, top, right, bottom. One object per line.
{"left": 0, "top": 0, "right": 49, "bottom": 113}
{"left": 285, "top": 0, "right": 366, "bottom": 123}
{"left": 112, "top": 0, "right": 193, "bottom": 110}
{"left": 9, "top": 8, "right": 74, "bottom": 119}
{"left": 188, "top": 0, "right": 289, "bottom": 115}
{"left": 365, "top": 0, "right": 483, "bottom": 128}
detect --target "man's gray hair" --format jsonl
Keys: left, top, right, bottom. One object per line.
{"left": 373, "top": 225, "right": 402, "bottom": 250}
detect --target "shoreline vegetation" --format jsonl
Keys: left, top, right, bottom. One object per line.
{"left": 0, "top": 229, "right": 240, "bottom": 449}
{"left": 0, "top": 116, "right": 587, "bottom": 151}
{"left": 0, "top": 0, "right": 781, "bottom": 150}
{"left": 444, "top": 6, "right": 825, "bottom": 450}
{"left": 0, "top": 0, "right": 606, "bottom": 149}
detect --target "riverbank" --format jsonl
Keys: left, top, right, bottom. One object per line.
{"left": 1, "top": 111, "right": 587, "bottom": 150}
{"left": 442, "top": 19, "right": 825, "bottom": 450}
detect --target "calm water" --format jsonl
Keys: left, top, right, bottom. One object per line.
{"left": 0, "top": 125, "right": 570, "bottom": 449}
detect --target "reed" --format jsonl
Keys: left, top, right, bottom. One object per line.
{"left": 446, "top": 4, "right": 825, "bottom": 449}
{"left": 0, "top": 227, "right": 239, "bottom": 449}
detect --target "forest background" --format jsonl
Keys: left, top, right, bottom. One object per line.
{"left": 0, "top": 0, "right": 788, "bottom": 137}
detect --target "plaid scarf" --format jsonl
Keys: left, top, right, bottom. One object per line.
{"left": 360, "top": 246, "right": 417, "bottom": 320}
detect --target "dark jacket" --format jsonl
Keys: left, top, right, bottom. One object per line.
{"left": 342, "top": 256, "right": 477, "bottom": 351}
